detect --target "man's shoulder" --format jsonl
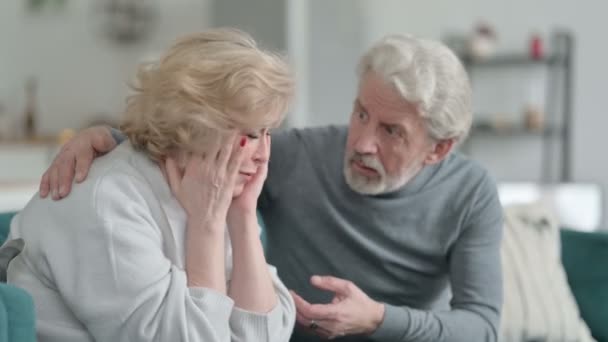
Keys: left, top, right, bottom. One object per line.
{"left": 443, "top": 152, "right": 502, "bottom": 216}
{"left": 428, "top": 152, "right": 499, "bottom": 210}
{"left": 441, "top": 152, "right": 493, "bottom": 186}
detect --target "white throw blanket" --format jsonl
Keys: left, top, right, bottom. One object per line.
{"left": 500, "top": 203, "right": 595, "bottom": 342}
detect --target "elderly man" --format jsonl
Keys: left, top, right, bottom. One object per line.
{"left": 39, "top": 33, "right": 503, "bottom": 342}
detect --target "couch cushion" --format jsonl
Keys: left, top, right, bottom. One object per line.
{"left": 500, "top": 203, "right": 595, "bottom": 342}
{"left": 0, "top": 283, "right": 36, "bottom": 342}
{"left": 561, "top": 229, "right": 608, "bottom": 342}
{"left": 0, "top": 212, "right": 36, "bottom": 342}
{"left": 0, "top": 212, "right": 17, "bottom": 246}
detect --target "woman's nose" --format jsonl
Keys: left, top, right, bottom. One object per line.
{"left": 253, "top": 134, "right": 270, "bottom": 163}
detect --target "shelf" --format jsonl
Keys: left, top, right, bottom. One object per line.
{"left": 456, "top": 31, "right": 573, "bottom": 182}
{"left": 0, "top": 136, "right": 59, "bottom": 147}
{"left": 469, "top": 123, "right": 564, "bottom": 138}
{"left": 460, "top": 54, "right": 564, "bottom": 67}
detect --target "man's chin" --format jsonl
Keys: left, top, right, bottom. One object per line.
{"left": 344, "top": 168, "right": 386, "bottom": 195}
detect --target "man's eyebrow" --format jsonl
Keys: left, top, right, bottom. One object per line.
{"left": 355, "top": 99, "right": 368, "bottom": 112}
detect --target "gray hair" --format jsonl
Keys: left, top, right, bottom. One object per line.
{"left": 357, "top": 34, "right": 472, "bottom": 143}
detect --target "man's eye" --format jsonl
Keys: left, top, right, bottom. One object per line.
{"left": 246, "top": 133, "right": 260, "bottom": 139}
{"left": 358, "top": 111, "right": 368, "bottom": 120}
{"left": 384, "top": 125, "right": 400, "bottom": 136}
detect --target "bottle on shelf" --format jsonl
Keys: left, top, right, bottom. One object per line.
{"left": 23, "top": 76, "right": 38, "bottom": 140}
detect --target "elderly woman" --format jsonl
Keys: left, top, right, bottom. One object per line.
{"left": 3, "top": 28, "right": 295, "bottom": 341}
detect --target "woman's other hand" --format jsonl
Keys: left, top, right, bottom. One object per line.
{"left": 227, "top": 132, "right": 270, "bottom": 228}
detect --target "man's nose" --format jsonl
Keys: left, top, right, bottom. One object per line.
{"left": 354, "top": 125, "right": 378, "bottom": 155}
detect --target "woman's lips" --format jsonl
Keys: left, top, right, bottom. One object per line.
{"left": 239, "top": 171, "right": 254, "bottom": 181}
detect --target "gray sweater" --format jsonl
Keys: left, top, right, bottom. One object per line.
{"left": 112, "top": 125, "right": 503, "bottom": 341}
{"left": 259, "top": 126, "right": 503, "bottom": 342}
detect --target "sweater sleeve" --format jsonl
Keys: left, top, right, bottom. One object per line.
{"left": 110, "top": 127, "right": 127, "bottom": 144}
{"left": 229, "top": 265, "right": 296, "bottom": 342}
{"left": 370, "top": 173, "right": 504, "bottom": 342}
{"left": 45, "top": 172, "right": 235, "bottom": 342}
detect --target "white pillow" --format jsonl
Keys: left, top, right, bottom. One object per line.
{"left": 500, "top": 203, "right": 595, "bottom": 342}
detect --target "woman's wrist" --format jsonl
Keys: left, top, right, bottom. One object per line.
{"left": 227, "top": 211, "right": 258, "bottom": 232}
{"left": 187, "top": 214, "right": 225, "bottom": 233}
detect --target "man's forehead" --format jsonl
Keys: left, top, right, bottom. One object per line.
{"left": 357, "top": 76, "right": 419, "bottom": 119}
{"left": 357, "top": 94, "right": 420, "bottom": 125}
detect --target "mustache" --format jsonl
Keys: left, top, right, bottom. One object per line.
{"left": 349, "top": 152, "right": 385, "bottom": 175}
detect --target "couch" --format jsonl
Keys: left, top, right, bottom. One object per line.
{"left": 0, "top": 212, "right": 36, "bottom": 342}
{"left": 1, "top": 210, "right": 606, "bottom": 341}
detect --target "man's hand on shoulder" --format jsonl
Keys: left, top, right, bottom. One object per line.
{"left": 40, "top": 125, "right": 117, "bottom": 200}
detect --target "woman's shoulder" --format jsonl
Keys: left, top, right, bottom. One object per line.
{"left": 27, "top": 144, "right": 156, "bottom": 225}
{"left": 12, "top": 144, "right": 161, "bottom": 258}
{"left": 87, "top": 142, "right": 147, "bottom": 182}
{"left": 87, "top": 143, "right": 162, "bottom": 213}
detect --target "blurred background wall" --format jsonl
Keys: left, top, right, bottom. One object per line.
{"left": 0, "top": 0, "right": 605, "bottom": 226}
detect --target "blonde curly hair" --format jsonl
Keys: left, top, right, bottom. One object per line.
{"left": 121, "top": 28, "right": 294, "bottom": 161}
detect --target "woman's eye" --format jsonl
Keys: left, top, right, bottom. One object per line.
{"left": 246, "top": 133, "right": 260, "bottom": 139}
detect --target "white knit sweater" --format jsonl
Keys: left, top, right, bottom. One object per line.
{"left": 5, "top": 143, "right": 295, "bottom": 342}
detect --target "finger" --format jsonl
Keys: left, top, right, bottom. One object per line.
{"left": 306, "top": 303, "right": 340, "bottom": 320}
{"left": 39, "top": 170, "right": 50, "bottom": 198}
{"left": 291, "top": 290, "right": 339, "bottom": 321}
{"left": 290, "top": 290, "right": 313, "bottom": 312}
{"left": 165, "top": 157, "right": 182, "bottom": 195}
{"left": 254, "top": 160, "right": 268, "bottom": 183}
{"left": 74, "top": 148, "right": 95, "bottom": 184}
{"left": 263, "top": 130, "right": 271, "bottom": 162}
{"left": 311, "top": 275, "right": 353, "bottom": 296}
{"left": 49, "top": 164, "right": 60, "bottom": 200}
{"left": 205, "top": 132, "right": 223, "bottom": 163}
{"left": 57, "top": 155, "right": 76, "bottom": 198}
{"left": 295, "top": 310, "right": 313, "bottom": 327}
{"left": 216, "top": 131, "right": 238, "bottom": 166}
{"left": 295, "top": 311, "right": 333, "bottom": 339}
{"left": 226, "top": 136, "right": 247, "bottom": 182}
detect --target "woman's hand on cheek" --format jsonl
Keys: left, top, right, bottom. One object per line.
{"left": 227, "top": 133, "right": 270, "bottom": 229}
{"left": 227, "top": 160, "right": 267, "bottom": 228}
{"left": 166, "top": 134, "right": 246, "bottom": 230}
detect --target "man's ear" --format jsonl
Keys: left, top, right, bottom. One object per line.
{"left": 423, "top": 138, "right": 455, "bottom": 165}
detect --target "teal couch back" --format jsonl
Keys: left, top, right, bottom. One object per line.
{"left": 561, "top": 229, "right": 608, "bottom": 342}
{"left": 0, "top": 283, "right": 36, "bottom": 342}
{"left": 0, "top": 212, "right": 36, "bottom": 342}
{"left": 0, "top": 212, "right": 17, "bottom": 246}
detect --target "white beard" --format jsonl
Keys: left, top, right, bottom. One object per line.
{"left": 343, "top": 153, "right": 423, "bottom": 195}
